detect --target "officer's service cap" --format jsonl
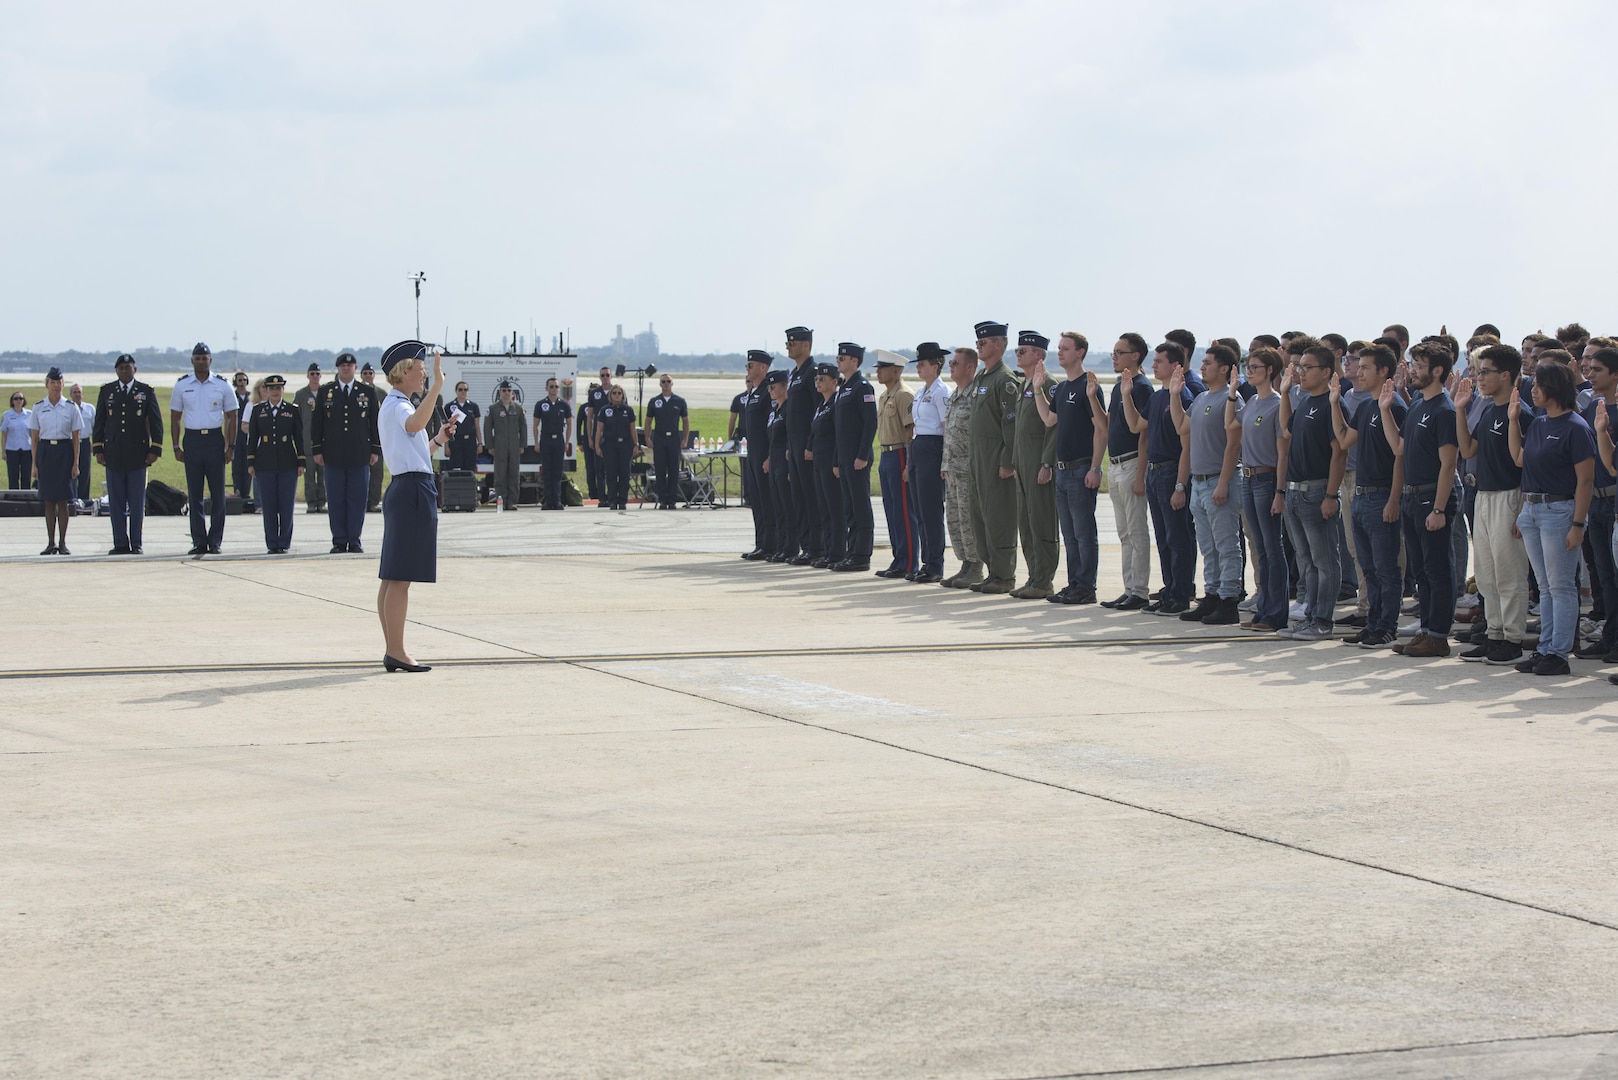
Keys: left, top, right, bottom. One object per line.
{"left": 1018, "top": 331, "right": 1050, "bottom": 350}
{"left": 873, "top": 351, "right": 905, "bottom": 369}
{"left": 974, "top": 321, "right": 1009, "bottom": 340}
{"left": 306, "top": 362, "right": 322, "bottom": 374}
{"left": 380, "top": 340, "right": 429, "bottom": 375}
{"left": 913, "top": 342, "right": 950, "bottom": 364}
{"left": 765, "top": 369, "right": 789, "bottom": 386}
{"left": 785, "top": 326, "right": 813, "bottom": 343}
{"left": 46, "top": 366, "right": 64, "bottom": 381}
{"left": 263, "top": 374, "right": 287, "bottom": 388}
{"left": 745, "top": 350, "right": 773, "bottom": 366}
{"left": 192, "top": 342, "right": 211, "bottom": 358}
{"left": 115, "top": 353, "right": 135, "bottom": 367}
{"left": 814, "top": 362, "right": 839, "bottom": 378}
{"left": 335, "top": 351, "right": 358, "bottom": 366}
{"left": 836, "top": 342, "right": 865, "bottom": 360}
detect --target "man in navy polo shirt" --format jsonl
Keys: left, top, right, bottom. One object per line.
{"left": 1382, "top": 340, "right": 1461, "bottom": 658}
{"left": 1453, "top": 343, "right": 1527, "bottom": 664}
{"left": 1275, "top": 341, "right": 1346, "bottom": 641}
{"left": 1140, "top": 342, "right": 1195, "bottom": 615}
{"left": 1574, "top": 346, "right": 1618, "bottom": 661}
{"left": 1331, "top": 343, "right": 1405, "bottom": 649}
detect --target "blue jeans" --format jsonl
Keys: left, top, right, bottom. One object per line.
{"left": 1242, "top": 472, "right": 1288, "bottom": 628}
{"left": 106, "top": 466, "right": 147, "bottom": 549}
{"left": 1054, "top": 464, "right": 1100, "bottom": 592}
{"left": 1400, "top": 489, "right": 1457, "bottom": 637}
{"left": 1145, "top": 463, "right": 1194, "bottom": 605}
{"left": 325, "top": 463, "right": 370, "bottom": 547}
{"left": 1351, "top": 488, "right": 1402, "bottom": 634}
{"left": 1284, "top": 486, "right": 1341, "bottom": 627}
{"left": 1189, "top": 476, "right": 1242, "bottom": 599}
{"left": 1518, "top": 498, "right": 1579, "bottom": 657}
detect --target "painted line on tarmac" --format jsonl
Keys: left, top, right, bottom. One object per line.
{"left": 0, "top": 635, "right": 1263, "bottom": 681}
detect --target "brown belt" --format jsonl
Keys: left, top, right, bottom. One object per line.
{"left": 1241, "top": 466, "right": 1275, "bottom": 477}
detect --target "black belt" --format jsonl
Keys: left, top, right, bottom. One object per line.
{"left": 913, "top": 433, "right": 943, "bottom": 440}
{"left": 186, "top": 427, "right": 220, "bottom": 435}
{"left": 44, "top": 439, "right": 64, "bottom": 446}
{"left": 1191, "top": 472, "right": 1220, "bottom": 482}
{"left": 1146, "top": 459, "right": 1177, "bottom": 470}
{"left": 1523, "top": 492, "right": 1573, "bottom": 503}
{"left": 1401, "top": 483, "right": 1437, "bottom": 495}
{"left": 1355, "top": 485, "right": 1389, "bottom": 495}
{"left": 1110, "top": 450, "right": 1139, "bottom": 463}
{"left": 395, "top": 470, "right": 431, "bottom": 478}
{"left": 1056, "top": 458, "right": 1092, "bottom": 471}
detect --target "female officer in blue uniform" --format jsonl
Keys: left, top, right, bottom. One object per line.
{"left": 809, "top": 362, "right": 845, "bottom": 568}
{"left": 592, "top": 385, "right": 639, "bottom": 510}
{"left": 28, "top": 367, "right": 84, "bottom": 554}
{"left": 247, "top": 374, "right": 306, "bottom": 553}
{"left": 377, "top": 340, "right": 457, "bottom": 673}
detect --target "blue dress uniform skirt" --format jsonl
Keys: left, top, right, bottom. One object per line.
{"left": 35, "top": 439, "right": 74, "bottom": 501}
{"left": 379, "top": 471, "right": 438, "bottom": 582}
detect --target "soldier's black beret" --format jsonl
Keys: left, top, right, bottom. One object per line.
{"left": 114, "top": 353, "right": 135, "bottom": 367}
{"left": 335, "top": 352, "right": 358, "bottom": 366}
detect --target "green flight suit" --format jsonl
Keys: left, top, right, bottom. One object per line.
{"left": 1013, "top": 378, "right": 1059, "bottom": 591}
{"left": 967, "top": 359, "right": 1023, "bottom": 584}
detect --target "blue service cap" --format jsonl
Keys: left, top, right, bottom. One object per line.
{"left": 1018, "top": 331, "right": 1050, "bottom": 350}
{"left": 765, "top": 369, "right": 789, "bottom": 386}
{"left": 380, "top": 340, "right": 429, "bottom": 375}
{"left": 837, "top": 342, "right": 864, "bottom": 360}
{"left": 46, "top": 366, "right": 64, "bottom": 381}
{"left": 785, "top": 326, "right": 813, "bottom": 343}
{"left": 192, "top": 342, "right": 211, "bottom": 357}
{"left": 974, "top": 321, "right": 1008, "bottom": 340}
{"left": 814, "top": 362, "right": 839, "bottom": 378}
{"left": 746, "top": 349, "right": 773, "bottom": 366}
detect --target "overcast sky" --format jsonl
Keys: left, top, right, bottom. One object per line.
{"left": 5, "top": 0, "right": 1615, "bottom": 356}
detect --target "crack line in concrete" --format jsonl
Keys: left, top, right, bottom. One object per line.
{"left": 999, "top": 1026, "right": 1618, "bottom": 1078}
{"left": 582, "top": 665, "right": 1618, "bottom": 935}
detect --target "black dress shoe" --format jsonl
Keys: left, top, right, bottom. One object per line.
{"left": 207, "top": 545, "right": 222, "bottom": 554}
{"left": 1114, "top": 594, "right": 1149, "bottom": 611}
{"left": 790, "top": 555, "right": 815, "bottom": 566}
{"left": 765, "top": 553, "right": 787, "bottom": 563}
{"left": 383, "top": 655, "right": 432, "bottom": 673}
{"left": 903, "top": 571, "right": 921, "bottom": 582}
{"left": 1100, "top": 593, "right": 1130, "bottom": 608}
{"left": 810, "top": 558, "right": 830, "bottom": 569}
{"left": 874, "top": 568, "right": 903, "bottom": 578}
{"left": 56, "top": 545, "right": 70, "bottom": 555}
{"left": 188, "top": 545, "right": 207, "bottom": 556}
{"left": 331, "top": 544, "right": 347, "bottom": 554}
{"left": 347, "top": 543, "right": 364, "bottom": 554}
{"left": 833, "top": 560, "right": 870, "bottom": 572}
{"left": 741, "top": 549, "right": 765, "bottom": 561}
{"left": 131, "top": 546, "right": 143, "bottom": 554}
{"left": 914, "top": 572, "right": 944, "bottom": 584}
{"left": 108, "top": 546, "right": 132, "bottom": 556}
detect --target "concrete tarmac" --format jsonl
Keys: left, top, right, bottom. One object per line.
{"left": 2, "top": 505, "right": 1616, "bottom": 1079}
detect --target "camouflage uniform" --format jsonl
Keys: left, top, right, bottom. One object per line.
{"left": 943, "top": 382, "right": 980, "bottom": 576}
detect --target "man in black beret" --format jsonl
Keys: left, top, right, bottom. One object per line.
{"left": 293, "top": 362, "right": 325, "bottom": 513}
{"left": 92, "top": 353, "right": 164, "bottom": 554}
{"left": 360, "top": 361, "right": 384, "bottom": 511}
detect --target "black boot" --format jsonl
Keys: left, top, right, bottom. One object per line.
{"left": 1201, "top": 596, "right": 1241, "bottom": 625}
{"left": 1179, "top": 593, "right": 1219, "bottom": 622}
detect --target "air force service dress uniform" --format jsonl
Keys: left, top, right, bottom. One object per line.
{"left": 172, "top": 348, "right": 238, "bottom": 552}
{"left": 810, "top": 364, "right": 845, "bottom": 566}
{"left": 447, "top": 396, "right": 481, "bottom": 473}
{"left": 92, "top": 357, "right": 164, "bottom": 553}
{"left": 908, "top": 343, "right": 952, "bottom": 582}
{"left": 247, "top": 377, "right": 306, "bottom": 552}
{"left": 740, "top": 353, "right": 776, "bottom": 558}
{"left": 232, "top": 387, "right": 252, "bottom": 498}
{"left": 378, "top": 342, "right": 439, "bottom": 583}
{"left": 784, "top": 327, "right": 823, "bottom": 562}
{"left": 28, "top": 382, "right": 84, "bottom": 502}
{"left": 764, "top": 370, "right": 793, "bottom": 559}
{"left": 967, "top": 322, "right": 1024, "bottom": 592}
{"left": 645, "top": 390, "right": 688, "bottom": 509}
{"left": 532, "top": 395, "right": 570, "bottom": 509}
{"left": 833, "top": 344, "right": 879, "bottom": 570}
{"left": 311, "top": 365, "right": 382, "bottom": 553}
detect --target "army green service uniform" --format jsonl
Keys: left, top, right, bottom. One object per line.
{"left": 967, "top": 358, "right": 1022, "bottom": 590}
{"left": 1012, "top": 377, "right": 1059, "bottom": 596}
{"left": 293, "top": 379, "right": 325, "bottom": 511}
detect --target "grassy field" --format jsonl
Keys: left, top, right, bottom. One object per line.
{"left": 0, "top": 387, "right": 877, "bottom": 502}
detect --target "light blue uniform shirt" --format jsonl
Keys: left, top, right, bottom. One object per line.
{"left": 911, "top": 378, "right": 950, "bottom": 436}
{"left": 27, "top": 396, "right": 85, "bottom": 440}
{"left": 2, "top": 408, "right": 33, "bottom": 450}
{"left": 171, "top": 372, "right": 237, "bottom": 429}
{"left": 379, "top": 390, "right": 433, "bottom": 474}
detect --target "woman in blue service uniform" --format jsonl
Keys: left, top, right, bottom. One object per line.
{"left": 593, "top": 385, "right": 639, "bottom": 510}
{"left": 247, "top": 374, "right": 306, "bottom": 553}
{"left": 809, "top": 362, "right": 845, "bottom": 568}
{"left": 28, "top": 367, "right": 84, "bottom": 554}
{"left": 377, "top": 341, "right": 458, "bottom": 674}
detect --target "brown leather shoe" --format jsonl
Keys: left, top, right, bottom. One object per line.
{"left": 1240, "top": 620, "right": 1275, "bottom": 632}
{"left": 1403, "top": 634, "right": 1451, "bottom": 658}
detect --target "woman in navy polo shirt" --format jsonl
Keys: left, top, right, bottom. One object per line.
{"left": 376, "top": 341, "right": 458, "bottom": 673}
{"left": 1508, "top": 359, "right": 1595, "bottom": 676}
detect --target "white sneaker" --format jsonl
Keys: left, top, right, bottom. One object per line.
{"left": 1290, "top": 623, "right": 1333, "bottom": 642}
{"left": 1398, "top": 620, "right": 1422, "bottom": 638}
{"left": 1238, "top": 595, "right": 1259, "bottom": 613}
{"left": 1274, "top": 625, "right": 1300, "bottom": 640}
{"left": 1288, "top": 600, "right": 1308, "bottom": 621}
{"left": 1401, "top": 598, "right": 1420, "bottom": 615}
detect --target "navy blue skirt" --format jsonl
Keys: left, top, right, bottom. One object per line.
{"left": 35, "top": 439, "right": 75, "bottom": 501}
{"left": 379, "top": 471, "right": 438, "bottom": 583}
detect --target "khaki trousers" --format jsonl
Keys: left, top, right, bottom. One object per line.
{"left": 1108, "top": 456, "right": 1151, "bottom": 598}
{"left": 1472, "top": 488, "right": 1529, "bottom": 642}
